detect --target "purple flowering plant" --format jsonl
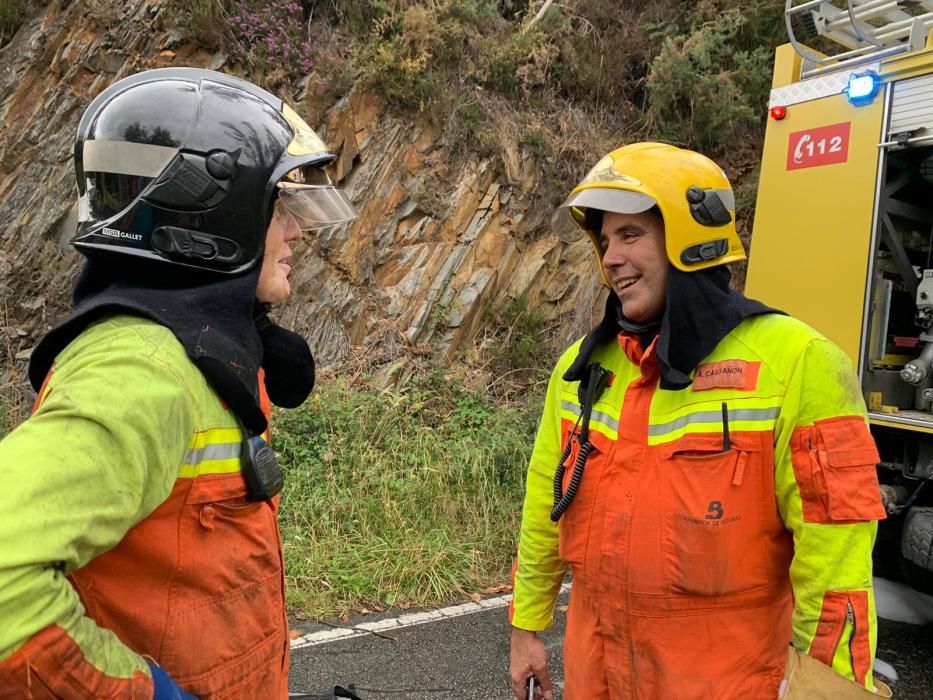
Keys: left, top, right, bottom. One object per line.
{"left": 229, "top": 0, "right": 313, "bottom": 79}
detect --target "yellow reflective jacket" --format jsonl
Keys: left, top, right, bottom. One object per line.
{"left": 512, "top": 313, "right": 886, "bottom": 699}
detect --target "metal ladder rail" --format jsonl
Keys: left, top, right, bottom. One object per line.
{"left": 823, "top": 0, "right": 911, "bottom": 48}
{"left": 791, "top": 0, "right": 913, "bottom": 50}
{"left": 873, "top": 14, "right": 933, "bottom": 43}
{"left": 786, "top": 0, "right": 929, "bottom": 77}
{"left": 786, "top": 0, "right": 880, "bottom": 66}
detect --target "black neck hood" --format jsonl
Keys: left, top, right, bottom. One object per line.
{"left": 564, "top": 265, "right": 781, "bottom": 389}
{"left": 29, "top": 258, "right": 269, "bottom": 435}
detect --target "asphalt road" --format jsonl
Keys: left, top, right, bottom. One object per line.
{"left": 288, "top": 590, "right": 932, "bottom": 699}
{"left": 288, "top": 591, "right": 567, "bottom": 700}
{"left": 875, "top": 618, "right": 933, "bottom": 699}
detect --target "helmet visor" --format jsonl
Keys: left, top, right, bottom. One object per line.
{"left": 552, "top": 187, "right": 657, "bottom": 242}
{"left": 276, "top": 183, "right": 359, "bottom": 231}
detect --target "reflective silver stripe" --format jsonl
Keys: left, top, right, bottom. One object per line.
{"left": 560, "top": 399, "right": 620, "bottom": 433}
{"left": 648, "top": 407, "right": 780, "bottom": 437}
{"left": 183, "top": 442, "right": 241, "bottom": 465}
{"left": 83, "top": 140, "right": 178, "bottom": 178}
{"left": 715, "top": 189, "right": 735, "bottom": 211}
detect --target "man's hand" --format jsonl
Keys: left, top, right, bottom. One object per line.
{"left": 509, "top": 627, "right": 554, "bottom": 699}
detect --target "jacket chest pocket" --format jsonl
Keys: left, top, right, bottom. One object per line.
{"left": 659, "top": 433, "right": 772, "bottom": 596}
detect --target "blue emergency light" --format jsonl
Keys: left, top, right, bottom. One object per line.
{"left": 845, "top": 70, "right": 880, "bottom": 106}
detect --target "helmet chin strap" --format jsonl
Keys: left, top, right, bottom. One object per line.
{"left": 615, "top": 301, "right": 662, "bottom": 335}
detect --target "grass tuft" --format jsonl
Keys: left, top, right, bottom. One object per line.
{"left": 275, "top": 368, "right": 542, "bottom": 619}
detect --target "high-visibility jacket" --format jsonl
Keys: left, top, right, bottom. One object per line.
{"left": 511, "top": 313, "right": 886, "bottom": 700}
{"left": 0, "top": 315, "right": 287, "bottom": 699}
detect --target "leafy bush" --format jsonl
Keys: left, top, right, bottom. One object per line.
{"left": 0, "top": 371, "right": 29, "bottom": 439}
{"left": 0, "top": 393, "right": 17, "bottom": 438}
{"left": 359, "top": 2, "right": 492, "bottom": 111}
{"left": 299, "top": 0, "right": 394, "bottom": 35}
{"left": 547, "top": 3, "right": 645, "bottom": 110}
{"left": 348, "top": 0, "right": 784, "bottom": 208}
{"left": 163, "top": 0, "right": 230, "bottom": 50}
{"left": 352, "top": 0, "right": 563, "bottom": 113}
{"left": 481, "top": 23, "right": 552, "bottom": 96}
{"left": 481, "top": 295, "right": 554, "bottom": 398}
{"left": 519, "top": 127, "right": 551, "bottom": 160}
{"left": 645, "top": 3, "right": 782, "bottom": 154}
{"left": 361, "top": 8, "right": 435, "bottom": 110}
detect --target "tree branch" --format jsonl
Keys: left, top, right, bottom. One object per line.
{"left": 524, "top": 0, "right": 555, "bottom": 33}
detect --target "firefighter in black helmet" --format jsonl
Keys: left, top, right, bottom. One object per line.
{"left": 0, "top": 68, "right": 358, "bottom": 698}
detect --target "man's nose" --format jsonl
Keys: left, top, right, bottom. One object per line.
{"left": 602, "top": 239, "right": 626, "bottom": 267}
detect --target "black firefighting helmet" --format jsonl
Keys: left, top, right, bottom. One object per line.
{"left": 72, "top": 67, "right": 350, "bottom": 274}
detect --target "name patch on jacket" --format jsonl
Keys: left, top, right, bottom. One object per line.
{"left": 692, "top": 360, "right": 761, "bottom": 391}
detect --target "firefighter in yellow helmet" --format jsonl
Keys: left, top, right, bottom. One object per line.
{"left": 508, "top": 143, "right": 889, "bottom": 700}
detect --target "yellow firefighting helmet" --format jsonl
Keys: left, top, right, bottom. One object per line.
{"left": 553, "top": 142, "right": 746, "bottom": 273}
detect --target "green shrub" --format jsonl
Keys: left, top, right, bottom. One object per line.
{"left": 0, "top": 375, "right": 29, "bottom": 439}
{"left": 481, "top": 24, "right": 550, "bottom": 96}
{"left": 520, "top": 127, "right": 551, "bottom": 159}
{"left": 440, "top": 94, "right": 500, "bottom": 161}
{"left": 300, "top": 0, "right": 394, "bottom": 35}
{"left": 358, "top": 1, "right": 496, "bottom": 112}
{"left": 645, "top": 3, "right": 782, "bottom": 154}
{"left": 545, "top": 2, "right": 677, "bottom": 117}
{"left": 0, "top": 394, "right": 15, "bottom": 438}
{"left": 360, "top": 6, "right": 441, "bottom": 110}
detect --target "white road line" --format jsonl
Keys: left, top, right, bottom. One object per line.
{"left": 291, "top": 583, "right": 572, "bottom": 650}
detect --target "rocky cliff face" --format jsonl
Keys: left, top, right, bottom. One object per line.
{"left": 0, "top": 0, "right": 606, "bottom": 391}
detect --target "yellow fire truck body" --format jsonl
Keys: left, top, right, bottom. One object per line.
{"left": 747, "top": 1, "right": 933, "bottom": 591}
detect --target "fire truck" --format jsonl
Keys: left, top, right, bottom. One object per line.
{"left": 746, "top": 0, "right": 933, "bottom": 593}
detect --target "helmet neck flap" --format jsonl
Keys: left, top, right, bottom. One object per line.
{"left": 30, "top": 259, "right": 270, "bottom": 434}
{"left": 564, "top": 265, "right": 780, "bottom": 391}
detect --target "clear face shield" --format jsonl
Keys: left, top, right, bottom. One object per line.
{"left": 276, "top": 165, "right": 359, "bottom": 232}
